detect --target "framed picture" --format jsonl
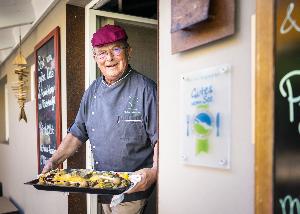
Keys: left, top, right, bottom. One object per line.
{"left": 34, "top": 26, "right": 61, "bottom": 174}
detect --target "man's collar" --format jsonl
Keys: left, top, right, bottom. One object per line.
{"left": 101, "top": 66, "right": 132, "bottom": 87}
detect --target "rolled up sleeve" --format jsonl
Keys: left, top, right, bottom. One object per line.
{"left": 67, "top": 91, "right": 89, "bottom": 143}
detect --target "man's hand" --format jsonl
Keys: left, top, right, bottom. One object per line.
{"left": 40, "top": 133, "right": 82, "bottom": 174}
{"left": 41, "top": 160, "right": 55, "bottom": 174}
{"left": 127, "top": 143, "right": 158, "bottom": 194}
{"left": 126, "top": 167, "right": 157, "bottom": 194}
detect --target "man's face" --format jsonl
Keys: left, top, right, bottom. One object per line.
{"left": 93, "top": 41, "right": 131, "bottom": 84}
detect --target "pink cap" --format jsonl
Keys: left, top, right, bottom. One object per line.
{"left": 91, "top": 24, "right": 128, "bottom": 47}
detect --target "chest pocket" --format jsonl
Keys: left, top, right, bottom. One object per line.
{"left": 114, "top": 115, "right": 145, "bottom": 141}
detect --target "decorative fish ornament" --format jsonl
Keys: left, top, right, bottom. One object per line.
{"left": 12, "top": 53, "right": 28, "bottom": 122}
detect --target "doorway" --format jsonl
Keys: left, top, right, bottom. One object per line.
{"left": 85, "top": 1, "right": 158, "bottom": 214}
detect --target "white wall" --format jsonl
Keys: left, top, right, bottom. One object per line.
{"left": 0, "top": 1, "right": 68, "bottom": 213}
{"left": 158, "top": 1, "right": 255, "bottom": 214}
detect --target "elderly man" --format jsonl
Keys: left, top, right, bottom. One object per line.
{"left": 42, "top": 24, "right": 158, "bottom": 214}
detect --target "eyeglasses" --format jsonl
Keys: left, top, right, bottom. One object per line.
{"left": 93, "top": 46, "right": 126, "bottom": 60}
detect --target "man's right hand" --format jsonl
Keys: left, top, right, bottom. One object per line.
{"left": 42, "top": 160, "right": 54, "bottom": 174}
{"left": 40, "top": 133, "right": 82, "bottom": 174}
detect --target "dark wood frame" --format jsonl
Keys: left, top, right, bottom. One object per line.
{"left": 255, "top": 0, "right": 274, "bottom": 213}
{"left": 34, "top": 26, "right": 61, "bottom": 174}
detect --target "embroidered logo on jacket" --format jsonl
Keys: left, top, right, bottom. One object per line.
{"left": 124, "top": 96, "right": 141, "bottom": 114}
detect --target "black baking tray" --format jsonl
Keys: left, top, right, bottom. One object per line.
{"left": 25, "top": 179, "right": 129, "bottom": 195}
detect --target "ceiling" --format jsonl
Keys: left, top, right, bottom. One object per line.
{"left": 100, "top": 0, "right": 157, "bottom": 19}
{"left": 0, "top": 0, "right": 156, "bottom": 66}
{"left": 0, "top": 0, "right": 91, "bottom": 66}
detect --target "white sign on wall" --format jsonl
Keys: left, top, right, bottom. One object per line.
{"left": 180, "top": 64, "right": 231, "bottom": 169}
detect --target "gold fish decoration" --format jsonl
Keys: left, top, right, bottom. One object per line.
{"left": 12, "top": 52, "right": 29, "bottom": 122}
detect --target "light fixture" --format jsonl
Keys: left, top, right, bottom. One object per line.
{"left": 11, "top": 28, "right": 29, "bottom": 122}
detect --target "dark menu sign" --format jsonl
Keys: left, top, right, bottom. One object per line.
{"left": 275, "top": 0, "right": 300, "bottom": 213}
{"left": 34, "top": 27, "right": 61, "bottom": 174}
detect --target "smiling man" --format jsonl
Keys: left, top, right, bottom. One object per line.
{"left": 42, "top": 25, "right": 158, "bottom": 214}
{"left": 94, "top": 41, "right": 130, "bottom": 84}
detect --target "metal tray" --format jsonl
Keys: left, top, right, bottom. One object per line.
{"left": 25, "top": 179, "right": 129, "bottom": 195}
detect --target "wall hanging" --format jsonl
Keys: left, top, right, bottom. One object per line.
{"left": 12, "top": 29, "right": 29, "bottom": 122}
{"left": 171, "top": 0, "right": 235, "bottom": 53}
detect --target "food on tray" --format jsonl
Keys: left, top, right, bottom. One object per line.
{"left": 38, "top": 169, "right": 131, "bottom": 189}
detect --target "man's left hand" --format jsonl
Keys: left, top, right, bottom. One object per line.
{"left": 126, "top": 167, "right": 157, "bottom": 194}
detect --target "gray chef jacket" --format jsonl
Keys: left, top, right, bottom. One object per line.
{"left": 68, "top": 67, "right": 157, "bottom": 172}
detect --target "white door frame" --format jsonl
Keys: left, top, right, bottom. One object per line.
{"left": 85, "top": 1, "right": 157, "bottom": 213}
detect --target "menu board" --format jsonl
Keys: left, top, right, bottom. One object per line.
{"left": 275, "top": 0, "right": 300, "bottom": 213}
{"left": 34, "top": 27, "right": 61, "bottom": 174}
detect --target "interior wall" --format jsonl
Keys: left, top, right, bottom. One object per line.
{"left": 115, "top": 21, "right": 157, "bottom": 82}
{"left": 158, "top": 0, "right": 255, "bottom": 214}
{"left": 0, "top": 0, "right": 68, "bottom": 213}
